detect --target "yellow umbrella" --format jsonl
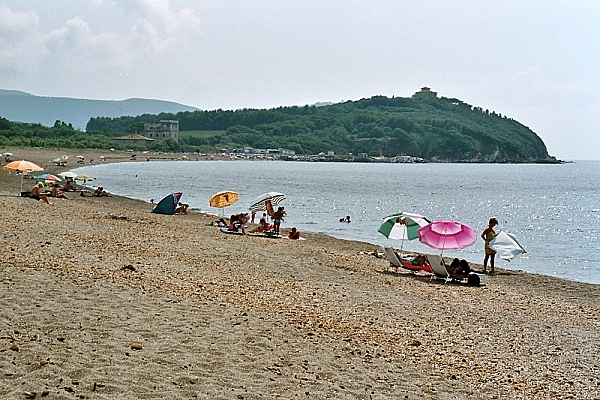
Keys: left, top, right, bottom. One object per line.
{"left": 3, "top": 160, "right": 44, "bottom": 193}
{"left": 209, "top": 191, "right": 239, "bottom": 215}
{"left": 210, "top": 191, "right": 238, "bottom": 208}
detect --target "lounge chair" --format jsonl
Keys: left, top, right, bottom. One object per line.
{"left": 426, "top": 254, "right": 470, "bottom": 283}
{"left": 382, "top": 246, "right": 433, "bottom": 274}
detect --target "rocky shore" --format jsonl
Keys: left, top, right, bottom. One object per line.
{"left": 0, "top": 149, "right": 598, "bottom": 399}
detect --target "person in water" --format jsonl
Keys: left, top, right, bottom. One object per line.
{"left": 481, "top": 217, "right": 499, "bottom": 273}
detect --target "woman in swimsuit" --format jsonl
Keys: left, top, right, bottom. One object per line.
{"left": 481, "top": 217, "right": 499, "bottom": 273}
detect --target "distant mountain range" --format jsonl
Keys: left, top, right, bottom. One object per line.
{"left": 0, "top": 89, "right": 199, "bottom": 130}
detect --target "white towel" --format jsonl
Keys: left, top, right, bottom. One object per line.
{"left": 489, "top": 231, "right": 527, "bottom": 261}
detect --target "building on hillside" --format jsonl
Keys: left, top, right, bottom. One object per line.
{"left": 144, "top": 120, "right": 179, "bottom": 142}
{"left": 113, "top": 134, "right": 154, "bottom": 149}
{"left": 414, "top": 87, "right": 438, "bottom": 96}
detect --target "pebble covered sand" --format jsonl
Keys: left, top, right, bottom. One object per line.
{"left": 1, "top": 149, "right": 599, "bottom": 399}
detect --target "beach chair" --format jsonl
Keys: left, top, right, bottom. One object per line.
{"left": 426, "top": 254, "right": 469, "bottom": 283}
{"left": 382, "top": 246, "right": 432, "bottom": 274}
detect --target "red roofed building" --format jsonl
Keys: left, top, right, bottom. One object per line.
{"left": 113, "top": 134, "right": 154, "bottom": 149}
{"left": 415, "top": 87, "right": 438, "bottom": 96}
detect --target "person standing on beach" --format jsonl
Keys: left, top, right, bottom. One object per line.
{"left": 481, "top": 217, "right": 498, "bottom": 273}
{"left": 272, "top": 206, "right": 286, "bottom": 235}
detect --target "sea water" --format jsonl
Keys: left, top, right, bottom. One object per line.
{"left": 74, "top": 160, "right": 600, "bottom": 285}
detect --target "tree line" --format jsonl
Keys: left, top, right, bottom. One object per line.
{"left": 2, "top": 93, "right": 556, "bottom": 162}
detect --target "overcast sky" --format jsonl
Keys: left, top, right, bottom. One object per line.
{"left": 1, "top": 1, "right": 598, "bottom": 159}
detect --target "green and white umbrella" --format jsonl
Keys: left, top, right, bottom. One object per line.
{"left": 378, "top": 212, "right": 431, "bottom": 250}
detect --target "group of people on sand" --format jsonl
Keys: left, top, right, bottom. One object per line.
{"left": 228, "top": 212, "right": 251, "bottom": 234}
{"left": 390, "top": 217, "right": 500, "bottom": 277}
{"left": 29, "top": 181, "right": 73, "bottom": 204}
{"left": 93, "top": 186, "right": 111, "bottom": 197}
{"left": 28, "top": 179, "right": 111, "bottom": 204}
{"left": 218, "top": 205, "right": 301, "bottom": 239}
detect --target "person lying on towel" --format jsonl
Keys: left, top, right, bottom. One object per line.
{"left": 288, "top": 227, "right": 301, "bottom": 240}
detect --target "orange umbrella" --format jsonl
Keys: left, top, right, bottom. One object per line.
{"left": 3, "top": 160, "right": 44, "bottom": 193}
{"left": 209, "top": 191, "right": 239, "bottom": 208}
{"left": 3, "top": 160, "right": 44, "bottom": 172}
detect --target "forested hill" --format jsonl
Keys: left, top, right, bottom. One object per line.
{"left": 87, "top": 93, "right": 556, "bottom": 162}
{"left": 0, "top": 89, "right": 198, "bottom": 130}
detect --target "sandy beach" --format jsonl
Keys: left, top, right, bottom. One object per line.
{"left": 1, "top": 149, "right": 599, "bottom": 399}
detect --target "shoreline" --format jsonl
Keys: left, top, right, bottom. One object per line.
{"left": 1, "top": 148, "right": 599, "bottom": 398}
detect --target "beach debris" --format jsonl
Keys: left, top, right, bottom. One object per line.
{"left": 359, "top": 250, "right": 385, "bottom": 258}
{"left": 23, "top": 391, "right": 37, "bottom": 399}
{"left": 10, "top": 343, "right": 19, "bottom": 351}
{"left": 131, "top": 342, "right": 143, "bottom": 350}
{"left": 41, "top": 389, "right": 50, "bottom": 396}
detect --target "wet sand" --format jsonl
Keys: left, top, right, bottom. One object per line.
{"left": 1, "top": 148, "right": 599, "bottom": 399}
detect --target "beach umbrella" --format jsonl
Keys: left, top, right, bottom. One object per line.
{"left": 378, "top": 212, "right": 431, "bottom": 251}
{"left": 209, "top": 191, "right": 239, "bottom": 216}
{"left": 75, "top": 174, "right": 94, "bottom": 180}
{"left": 3, "top": 160, "right": 44, "bottom": 193}
{"left": 489, "top": 231, "right": 527, "bottom": 261}
{"left": 4, "top": 152, "right": 13, "bottom": 157}
{"left": 249, "top": 192, "right": 286, "bottom": 212}
{"left": 36, "top": 173, "right": 62, "bottom": 183}
{"left": 58, "top": 171, "right": 78, "bottom": 179}
{"left": 417, "top": 220, "right": 477, "bottom": 255}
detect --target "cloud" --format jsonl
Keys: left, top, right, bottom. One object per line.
{"left": 0, "top": 1, "right": 202, "bottom": 86}
{"left": 0, "top": 5, "right": 43, "bottom": 77}
{"left": 0, "top": 4, "right": 39, "bottom": 37}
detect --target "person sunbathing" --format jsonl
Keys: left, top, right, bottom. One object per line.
{"left": 51, "top": 183, "right": 68, "bottom": 199}
{"left": 174, "top": 202, "right": 189, "bottom": 214}
{"left": 449, "top": 258, "right": 471, "bottom": 276}
{"left": 250, "top": 213, "right": 270, "bottom": 233}
{"left": 62, "top": 181, "right": 75, "bottom": 192}
{"left": 288, "top": 227, "right": 301, "bottom": 240}
{"left": 30, "top": 183, "right": 51, "bottom": 204}
{"left": 93, "top": 187, "right": 112, "bottom": 197}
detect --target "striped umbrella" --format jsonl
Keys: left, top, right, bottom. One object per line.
{"left": 378, "top": 212, "right": 431, "bottom": 251}
{"left": 36, "top": 173, "right": 62, "bottom": 183}
{"left": 248, "top": 192, "right": 286, "bottom": 212}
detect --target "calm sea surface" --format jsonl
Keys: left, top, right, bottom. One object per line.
{"left": 74, "top": 160, "right": 600, "bottom": 285}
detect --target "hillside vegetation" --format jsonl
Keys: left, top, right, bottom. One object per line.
{"left": 1, "top": 92, "right": 557, "bottom": 162}
{"left": 87, "top": 94, "right": 556, "bottom": 162}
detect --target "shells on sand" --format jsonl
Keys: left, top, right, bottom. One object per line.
{"left": 10, "top": 343, "right": 19, "bottom": 352}
{"left": 131, "top": 343, "right": 143, "bottom": 350}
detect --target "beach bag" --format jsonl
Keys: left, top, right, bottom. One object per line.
{"left": 467, "top": 273, "right": 480, "bottom": 287}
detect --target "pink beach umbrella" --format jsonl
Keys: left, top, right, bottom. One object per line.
{"left": 417, "top": 220, "right": 477, "bottom": 254}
